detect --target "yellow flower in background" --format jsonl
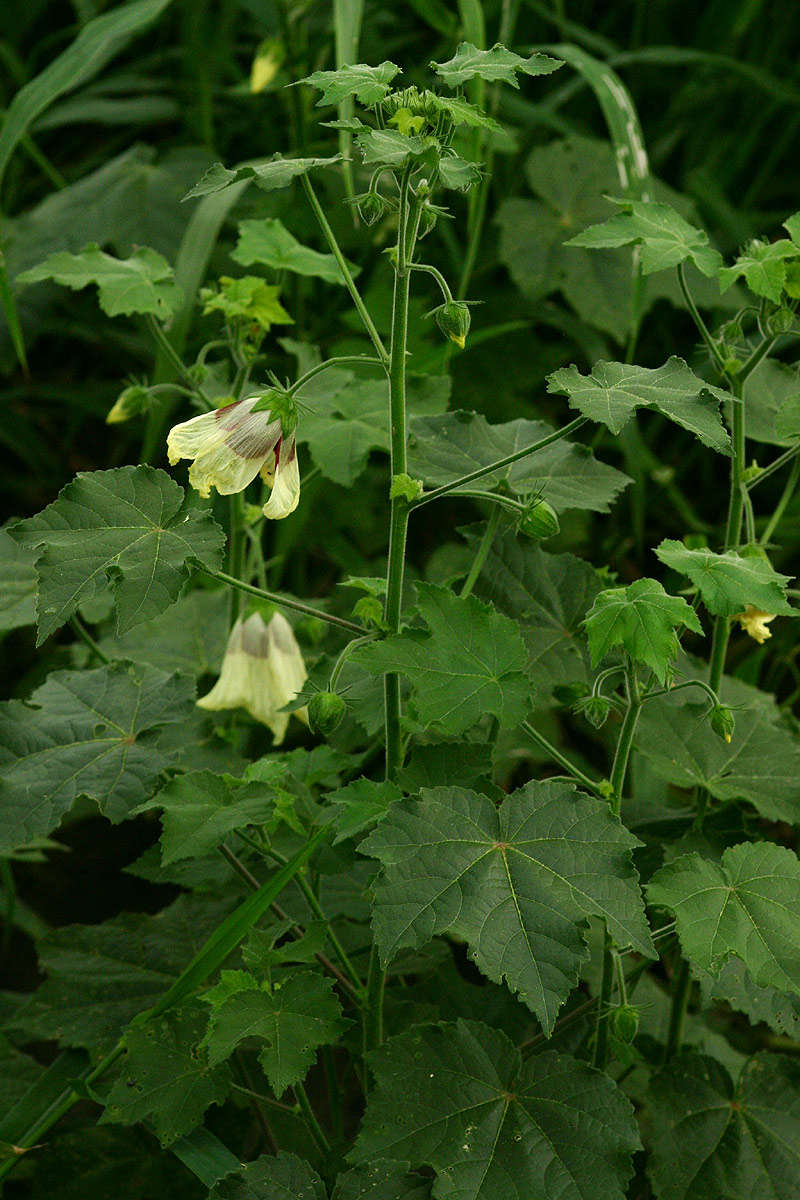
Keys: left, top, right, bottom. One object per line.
{"left": 250, "top": 38, "right": 285, "bottom": 93}
{"left": 198, "top": 611, "right": 308, "bottom": 743}
{"left": 167, "top": 396, "right": 300, "bottom": 518}
{"left": 735, "top": 605, "right": 777, "bottom": 644}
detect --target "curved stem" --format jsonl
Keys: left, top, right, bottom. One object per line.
{"left": 748, "top": 441, "right": 800, "bottom": 491}
{"left": 522, "top": 720, "right": 604, "bottom": 796}
{"left": 289, "top": 354, "right": 385, "bottom": 396}
{"left": 460, "top": 508, "right": 501, "bottom": 599}
{"left": 197, "top": 564, "right": 365, "bottom": 634}
{"left": 761, "top": 454, "right": 800, "bottom": 544}
{"left": 677, "top": 264, "right": 727, "bottom": 375}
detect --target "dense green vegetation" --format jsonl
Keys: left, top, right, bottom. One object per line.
{"left": 3, "top": 3, "right": 800, "bottom": 1197}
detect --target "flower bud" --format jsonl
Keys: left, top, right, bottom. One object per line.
{"left": 767, "top": 306, "right": 796, "bottom": 334}
{"left": 106, "top": 384, "right": 149, "bottom": 424}
{"left": 308, "top": 690, "right": 346, "bottom": 737}
{"left": 574, "top": 693, "right": 613, "bottom": 729}
{"left": 250, "top": 38, "right": 285, "bottom": 93}
{"left": 612, "top": 1005, "right": 639, "bottom": 1044}
{"left": 433, "top": 300, "right": 471, "bottom": 349}
{"left": 518, "top": 498, "right": 560, "bottom": 541}
{"left": 354, "top": 191, "right": 389, "bottom": 227}
{"left": 709, "top": 704, "right": 735, "bottom": 744}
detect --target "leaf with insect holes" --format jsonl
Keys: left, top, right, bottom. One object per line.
{"left": 568, "top": 199, "right": 723, "bottom": 277}
{"left": 10, "top": 466, "right": 225, "bottom": 643}
{"left": 102, "top": 1008, "right": 231, "bottom": 1146}
{"left": 547, "top": 357, "right": 732, "bottom": 452}
{"left": 584, "top": 577, "right": 703, "bottom": 684}
{"left": 655, "top": 539, "right": 795, "bottom": 617}
{"left": 720, "top": 238, "right": 800, "bottom": 302}
{"left": 355, "top": 584, "right": 531, "bottom": 736}
{"left": 232, "top": 218, "right": 356, "bottom": 285}
{"left": 0, "top": 662, "right": 195, "bottom": 853}
{"left": 184, "top": 155, "right": 343, "bottom": 199}
{"left": 408, "top": 411, "right": 630, "bottom": 514}
{"left": 360, "top": 782, "right": 653, "bottom": 1032}
{"left": 432, "top": 42, "right": 562, "bottom": 87}
{"left": 200, "top": 970, "right": 346, "bottom": 1095}
{"left": 350, "top": 1020, "right": 641, "bottom": 1200}
{"left": 17, "top": 244, "right": 181, "bottom": 318}
{"left": 646, "top": 1053, "right": 800, "bottom": 1200}
{"left": 634, "top": 696, "right": 800, "bottom": 824}
{"left": 297, "top": 61, "right": 401, "bottom": 106}
{"left": 5, "top": 894, "right": 232, "bottom": 1054}
{"left": 648, "top": 842, "right": 800, "bottom": 994}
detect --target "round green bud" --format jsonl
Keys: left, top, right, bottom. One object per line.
{"left": 518, "top": 498, "right": 560, "bottom": 541}
{"left": 308, "top": 691, "right": 346, "bottom": 737}
{"left": 355, "top": 190, "right": 389, "bottom": 227}
{"left": 709, "top": 703, "right": 735, "bottom": 744}
{"left": 767, "top": 306, "right": 796, "bottom": 334}
{"left": 106, "top": 384, "right": 149, "bottom": 424}
{"left": 612, "top": 1004, "right": 639, "bottom": 1044}
{"left": 574, "top": 693, "right": 613, "bottom": 729}
{"left": 433, "top": 300, "right": 471, "bottom": 349}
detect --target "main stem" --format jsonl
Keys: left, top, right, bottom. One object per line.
{"left": 593, "top": 670, "right": 642, "bottom": 1071}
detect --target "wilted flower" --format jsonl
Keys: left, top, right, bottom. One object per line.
{"left": 198, "top": 611, "right": 308, "bottom": 743}
{"left": 167, "top": 395, "right": 300, "bottom": 518}
{"left": 735, "top": 605, "right": 777, "bottom": 645}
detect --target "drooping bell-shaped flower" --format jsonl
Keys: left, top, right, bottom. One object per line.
{"left": 197, "top": 611, "right": 308, "bottom": 743}
{"left": 167, "top": 394, "right": 300, "bottom": 518}
{"left": 735, "top": 605, "right": 777, "bottom": 645}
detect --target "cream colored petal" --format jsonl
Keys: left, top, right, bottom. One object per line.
{"left": 217, "top": 397, "right": 282, "bottom": 460}
{"left": 262, "top": 439, "right": 300, "bottom": 519}
{"left": 166, "top": 410, "right": 224, "bottom": 466}
{"left": 196, "top": 619, "right": 250, "bottom": 711}
{"left": 189, "top": 440, "right": 267, "bottom": 497}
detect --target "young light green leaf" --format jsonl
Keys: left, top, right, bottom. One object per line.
{"left": 720, "top": 238, "right": 800, "bottom": 302}
{"left": 7, "top": 895, "right": 232, "bottom": 1054}
{"left": 201, "top": 276, "right": 292, "bottom": 330}
{"left": 355, "top": 585, "right": 531, "bottom": 736}
{"left": 568, "top": 199, "right": 722, "bottom": 277}
{"left": 351, "top": 1020, "right": 640, "bottom": 1200}
{"left": 354, "top": 128, "right": 430, "bottom": 168}
{"left": 17, "top": 244, "right": 181, "bottom": 319}
{"left": 647, "top": 1053, "right": 800, "bottom": 1200}
{"left": 102, "top": 1009, "right": 231, "bottom": 1146}
{"left": 547, "top": 357, "right": 732, "bottom": 452}
{"left": 584, "top": 578, "right": 703, "bottom": 684}
{"left": 10, "top": 466, "right": 225, "bottom": 643}
{"left": 135, "top": 771, "right": 283, "bottom": 865}
{"left": 200, "top": 970, "right": 346, "bottom": 1095}
{"left": 184, "top": 155, "right": 342, "bottom": 199}
{"left": 635, "top": 696, "right": 800, "bottom": 823}
{"left": 232, "top": 218, "right": 356, "bottom": 285}
{"left": 209, "top": 1153, "right": 326, "bottom": 1200}
{"left": 437, "top": 155, "right": 481, "bottom": 192}
{"left": 432, "top": 42, "right": 562, "bottom": 87}
{"left": 408, "top": 411, "right": 631, "bottom": 513}
{"left": 361, "top": 781, "right": 653, "bottom": 1032}
{"left": 0, "top": 663, "right": 195, "bottom": 852}
{"left": 434, "top": 93, "right": 502, "bottom": 132}
{"left": 655, "top": 539, "right": 795, "bottom": 617}
{"left": 298, "top": 61, "right": 400, "bottom": 106}
{"left": 648, "top": 842, "right": 800, "bottom": 993}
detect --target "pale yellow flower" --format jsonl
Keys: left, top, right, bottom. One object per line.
{"left": 198, "top": 612, "right": 308, "bottom": 743}
{"left": 735, "top": 605, "right": 777, "bottom": 645}
{"left": 167, "top": 396, "right": 300, "bottom": 518}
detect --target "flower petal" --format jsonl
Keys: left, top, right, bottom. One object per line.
{"left": 262, "top": 437, "right": 300, "bottom": 519}
{"left": 166, "top": 410, "right": 224, "bottom": 466}
{"left": 189, "top": 440, "right": 267, "bottom": 497}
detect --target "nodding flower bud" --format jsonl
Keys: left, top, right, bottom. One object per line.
{"left": 709, "top": 703, "right": 735, "bottom": 744}
{"left": 612, "top": 1005, "right": 639, "bottom": 1044}
{"left": 518, "top": 498, "right": 560, "bottom": 541}
{"left": 574, "top": 693, "right": 613, "bottom": 730}
{"left": 433, "top": 299, "right": 471, "bottom": 349}
{"left": 354, "top": 191, "right": 389, "bottom": 227}
{"left": 308, "top": 690, "right": 346, "bottom": 737}
{"left": 250, "top": 38, "right": 285, "bottom": 93}
{"left": 106, "top": 384, "right": 149, "bottom": 424}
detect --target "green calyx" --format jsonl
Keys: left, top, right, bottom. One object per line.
{"left": 433, "top": 299, "right": 471, "bottom": 349}
{"left": 251, "top": 387, "right": 298, "bottom": 436}
{"left": 518, "top": 497, "right": 560, "bottom": 540}
{"left": 308, "top": 690, "right": 346, "bottom": 736}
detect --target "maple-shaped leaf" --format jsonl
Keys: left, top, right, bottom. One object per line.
{"left": 720, "top": 238, "right": 800, "bottom": 302}
{"left": 184, "top": 155, "right": 342, "bottom": 199}
{"left": 200, "top": 969, "right": 346, "bottom": 1095}
{"left": 201, "top": 276, "right": 292, "bottom": 331}
{"left": 0, "top": 663, "right": 195, "bottom": 852}
{"left": 360, "top": 781, "right": 653, "bottom": 1033}
{"left": 646, "top": 1053, "right": 800, "bottom": 1200}
{"left": 232, "top": 218, "right": 355, "bottom": 285}
{"left": 17, "top": 244, "right": 181, "bottom": 318}
{"left": 648, "top": 842, "right": 800, "bottom": 994}
{"left": 655, "top": 539, "right": 795, "bottom": 617}
{"left": 101, "top": 1008, "right": 231, "bottom": 1146}
{"left": 568, "top": 199, "right": 723, "bottom": 277}
{"left": 298, "top": 61, "right": 401, "bottom": 106}
{"left": 351, "top": 1020, "right": 640, "bottom": 1200}
{"left": 584, "top": 577, "right": 703, "bottom": 684}
{"left": 355, "top": 585, "right": 531, "bottom": 736}
{"left": 699, "top": 957, "right": 800, "bottom": 1039}
{"left": 432, "top": 42, "right": 562, "bottom": 87}
{"left": 208, "top": 1153, "right": 431, "bottom": 1200}
{"left": 354, "top": 128, "right": 430, "bottom": 169}
{"left": 10, "top": 466, "right": 225, "bottom": 643}
{"left": 547, "top": 356, "right": 732, "bottom": 452}
{"left": 326, "top": 777, "right": 403, "bottom": 843}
